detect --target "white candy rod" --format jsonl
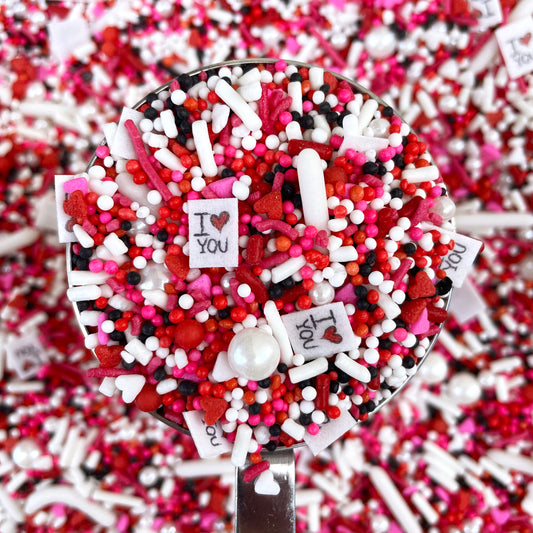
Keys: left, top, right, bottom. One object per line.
{"left": 231, "top": 424, "right": 253, "bottom": 467}
{"left": 0, "top": 228, "right": 39, "bottom": 257}
{"left": 66, "top": 284, "right": 102, "bottom": 302}
{"left": 93, "top": 489, "right": 145, "bottom": 508}
{"left": 124, "top": 339, "right": 152, "bottom": 366}
{"left": 175, "top": 458, "right": 235, "bottom": 478}
{"left": 72, "top": 224, "right": 94, "bottom": 248}
{"left": 281, "top": 419, "right": 305, "bottom": 441}
{"left": 369, "top": 466, "right": 424, "bottom": 533}
{"left": 264, "top": 300, "right": 293, "bottom": 365}
{"left": 288, "top": 357, "right": 328, "bottom": 383}
{"left": 103, "top": 232, "right": 128, "bottom": 256}
{"left": 192, "top": 120, "right": 217, "bottom": 177}
{"left": 288, "top": 82, "right": 303, "bottom": 114}
{"left": 334, "top": 353, "right": 371, "bottom": 383}
{"left": 160, "top": 109, "right": 178, "bottom": 139}
{"left": 401, "top": 166, "right": 440, "bottom": 183}
{"left": 0, "top": 486, "right": 24, "bottom": 523}
{"left": 296, "top": 148, "right": 329, "bottom": 231}
{"left": 25, "top": 485, "right": 116, "bottom": 527}
{"left": 487, "top": 449, "right": 533, "bottom": 476}
{"left": 154, "top": 147, "right": 186, "bottom": 172}
{"left": 215, "top": 79, "right": 262, "bottom": 131}
{"left": 68, "top": 270, "right": 110, "bottom": 286}
{"left": 455, "top": 212, "right": 533, "bottom": 230}
{"left": 271, "top": 255, "right": 306, "bottom": 284}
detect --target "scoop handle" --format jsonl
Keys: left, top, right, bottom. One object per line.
{"left": 235, "top": 448, "right": 295, "bottom": 533}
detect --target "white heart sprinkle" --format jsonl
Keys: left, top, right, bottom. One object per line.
{"left": 115, "top": 374, "right": 146, "bottom": 403}
{"left": 254, "top": 469, "right": 280, "bottom": 496}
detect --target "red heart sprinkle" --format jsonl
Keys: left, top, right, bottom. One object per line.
{"left": 322, "top": 325, "right": 343, "bottom": 344}
{"left": 94, "top": 345, "right": 123, "bottom": 368}
{"left": 210, "top": 211, "right": 230, "bottom": 231}
{"left": 134, "top": 383, "right": 162, "bottom": 412}
{"left": 407, "top": 271, "right": 436, "bottom": 299}
{"left": 164, "top": 254, "right": 190, "bottom": 279}
{"left": 253, "top": 190, "right": 283, "bottom": 220}
{"left": 427, "top": 305, "right": 448, "bottom": 323}
{"left": 400, "top": 299, "right": 428, "bottom": 324}
{"left": 63, "top": 190, "right": 87, "bottom": 219}
{"left": 200, "top": 396, "right": 229, "bottom": 425}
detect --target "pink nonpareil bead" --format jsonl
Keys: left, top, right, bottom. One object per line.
{"left": 141, "top": 305, "right": 156, "bottom": 319}
{"left": 89, "top": 259, "right": 103, "bottom": 272}
{"left": 248, "top": 414, "right": 261, "bottom": 425}
{"left": 104, "top": 261, "right": 118, "bottom": 274}
{"left": 279, "top": 111, "right": 292, "bottom": 125}
{"left": 283, "top": 201, "right": 294, "bottom": 214}
{"left": 279, "top": 154, "right": 292, "bottom": 167}
{"left": 365, "top": 224, "right": 378, "bottom": 237}
{"left": 409, "top": 227, "right": 424, "bottom": 240}
{"left": 142, "top": 247, "right": 153, "bottom": 259}
{"left": 263, "top": 414, "right": 276, "bottom": 426}
{"left": 300, "top": 265, "right": 313, "bottom": 279}
{"left": 307, "top": 423, "right": 320, "bottom": 436}
{"left": 300, "top": 237, "right": 314, "bottom": 250}
{"left": 99, "top": 212, "right": 112, "bottom": 223}
{"left": 95, "top": 145, "right": 110, "bottom": 158}
{"left": 189, "top": 349, "right": 201, "bottom": 362}
{"left": 272, "top": 398, "right": 284, "bottom": 411}
{"left": 289, "top": 244, "right": 302, "bottom": 258}
{"left": 304, "top": 225, "right": 318, "bottom": 238}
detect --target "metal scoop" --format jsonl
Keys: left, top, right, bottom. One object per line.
{"left": 67, "top": 58, "right": 453, "bottom": 533}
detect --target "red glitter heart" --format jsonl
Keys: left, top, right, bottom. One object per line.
{"left": 200, "top": 396, "right": 229, "bottom": 425}
{"left": 210, "top": 211, "right": 230, "bottom": 231}
{"left": 164, "top": 254, "right": 190, "bottom": 279}
{"left": 253, "top": 190, "right": 283, "bottom": 220}
{"left": 94, "top": 345, "right": 123, "bottom": 368}
{"left": 521, "top": 33, "right": 531, "bottom": 46}
{"left": 427, "top": 304, "right": 448, "bottom": 323}
{"left": 63, "top": 190, "right": 87, "bottom": 219}
{"left": 407, "top": 271, "right": 436, "bottom": 299}
{"left": 400, "top": 299, "right": 428, "bottom": 324}
{"left": 322, "top": 325, "right": 342, "bottom": 344}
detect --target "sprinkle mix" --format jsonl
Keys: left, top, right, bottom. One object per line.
{"left": 3, "top": 0, "right": 533, "bottom": 531}
{"left": 64, "top": 60, "right": 456, "bottom": 465}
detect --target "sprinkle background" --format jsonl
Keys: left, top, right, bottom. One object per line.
{"left": 1, "top": 1, "right": 533, "bottom": 532}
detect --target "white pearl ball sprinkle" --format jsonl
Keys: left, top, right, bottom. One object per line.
{"left": 227, "top": 327, "right": 281, "bottom": 381}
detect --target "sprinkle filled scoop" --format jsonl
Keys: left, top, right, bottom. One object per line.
{"left": 63, "top": 59, "right": 459, "bottom": 473}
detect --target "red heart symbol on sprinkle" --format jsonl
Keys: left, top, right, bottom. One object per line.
{"left": 200, "top": 396, "right": 229, "bottom": 425}
{"left": 322, "top": 326, "right": 343, "bottom": 344}
{"left": 521, "top": 32, "right": 532, "bottom": 46}
{"left": 210, "top": 211, "right": 230, "bottom": 231}
{"left": 400, "top": 299, "right": 428, "bottom": 324}
{"left": 407, "top": 271, "right": 436, "bottom": 299}
{"left": 164, "top": 254, "right": 190, "bottom": 279}
{"left": 253, "top": 190, "right": 283, "bottom": 220}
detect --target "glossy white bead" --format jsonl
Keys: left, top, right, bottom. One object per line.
{"left": 308, "top": 281, "right": 335, "bottom": 306}
{"left": 227, "top": 327, "right": 280, "bottom": 381}
{"left": 431, "top": 196, "right": 456, "bottom": 221}
{"left": 12, "top": 438, "right": 42, "bottom": 468}
{"left": 364, "top": 26, "right": 397, "bottom": 59}
{"left": 447, "top": 372, "right": 482, "bottom": 405}
{"left": 418, "top": 352, "right": 448, "bottom": 385}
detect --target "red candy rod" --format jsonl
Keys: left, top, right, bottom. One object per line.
{"left": 124, "top": 119, "right": 173, "bottom": 202}
{"left": 287, "top": 139, "right": 333, "bottom": 160}
{"left": 315, "top": 374, "right": 330, "bottom": 411}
